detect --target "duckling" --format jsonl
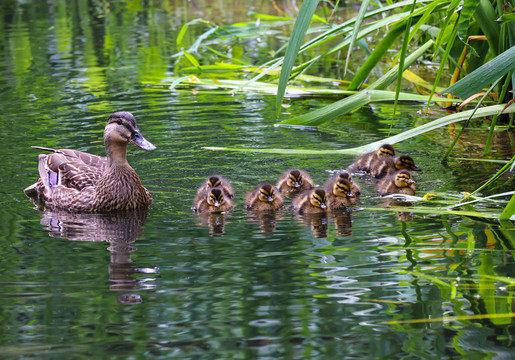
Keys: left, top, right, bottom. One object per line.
{"left": 276, "top": 169, "right": 315, "bottom": 193}
{"left": 193, "top": 187, "right": 234, "bottom": 213}
{"left": 350, "top": 144, "right": 395, "bottom": 173}
{"left": 245, "top": 183, "right": 283, "bottom": 211}
{"left": 196, "top": 175, "right": 234, "bottom": 198}
{"left": 335, "top": 170, "right": 361, "bottom": 196}
{"left": 293, "top": 188, "right": 329, "bottom": 214}
{"left": 370, "top": 155, "right": 421, "bottom": 178}
{"left": 325, "top": 177, "right": 357, "bottom": 209}
{"left": 378, "top": 170, "right": 416, "bottom": 196}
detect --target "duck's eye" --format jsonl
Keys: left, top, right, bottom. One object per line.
{"left": 116, "top": 119, "right": 123, "bottom": 125}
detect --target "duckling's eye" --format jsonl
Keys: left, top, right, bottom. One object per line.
{"left": 116, "top": 119, "right": 123, "bottom": 125}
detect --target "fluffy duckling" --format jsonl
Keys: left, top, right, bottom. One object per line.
{"left": 350, "top": 144, "right": 395, "bottom": 173}
{"left": 325, "top": 177, "right": 357, "bottom": 209}
{"left": 335, "top": 171, "right": 361, "bottom": 196}
{"left": 378, "top": 170, "right": 416, "bottom": 196}
{"left": 196, "top": 175, "right": 234, "bottom": 198}
{"left": 193, "top": 187, "right": 234, "bottom": 213}
{"left": 293, "top": 188, "right": 329, "bottom": 214}
{"left": 245, "top": 183, "right": 283, "bottom": 211}
{"left": 370, "top": 155, "right": 421, "bottom": 178}
{"left": 276, "top": 169, "right": 315, "bottom": 193}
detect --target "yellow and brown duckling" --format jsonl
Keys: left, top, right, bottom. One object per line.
{"left": 24, "top": 111, "right": 155, "bottom": 213}
{"left": 350, "top": 144, "right": 395, "bottom": 173}
{"left": 325, "top": 177, "right": 357, "bottom": 209}
{"left": 378, "top": 170, "right": 416, "bottom": 196}
{"left": 334, "top": 170, "right": 361, "bottom": 196}
{"left": 276, "top": 168, "right": 315, "bottom": 193}
{"left": 245, "top": 183, "right": 283, "bottom": 211}
{"left": 193, "top": 187, "right": 235, "bottom": 213}
{"left": 370, "top": 155, "right": 421, "bottom": 178}
{"left": 293, "top": 188, "right": 329, "bottom": 214}
{"left": 196, "top": 175, "right": 234, "bottom": 198}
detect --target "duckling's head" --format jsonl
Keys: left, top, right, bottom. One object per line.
{"left": 310, "top": 189, "right": 327, "bottom": 209}
{"left": 376, "top": 144, "right": 395, "bottom": 157}
{"left": 105, "top": 111, "right": 156, "bottom": 151}
{"left": 207, "top": 176, "right": 222, "bottom": 188}
{"left": 258, "top": 183, "right": 277, "bottom": 203}
{"left": 333, "top": 178, "right": 354, "bottom": 198}
{"left": 338, "top": 171, "right": 353, "bottom": 184}
{"left": 394, "top": 155, "right": 421, "bottom": 171}
{"left": 394, "top": 170, "right": 416, "bottom": 188}
{"left": 207, "top": 188, "right": 225, "bottom": 208}
{"left": 286, "top": 169, "right": 304, "bottom": 189}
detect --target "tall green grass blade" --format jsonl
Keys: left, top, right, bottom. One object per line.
{"left": 203, "top": 104, "right": 515, "bottom": 154}
{"left": 391, "top": 0, "right": 417, "bottom": 135}
{"left": 475, "top": 0, "right": 500, "bottom": 55}
{"left": 344, "top": 0, "right": 369, "bottom": 77}
{"left": 278, "top": 41, "right": 434, "bottom": 126}
{"left": 484, "top": 70, "right": 512, "bottom": 155}
{"left": 275, "top": 0, "right": 320, "bottom": 117}
{"left": 443, "top": 45, "right": 515, "bottom": 99}
{"left": 500, "top": 194, "right": 515, "bottom": 220}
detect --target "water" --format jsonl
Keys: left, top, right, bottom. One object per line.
{"left": 1, "top": 1, "right": 514, "bottom": 359}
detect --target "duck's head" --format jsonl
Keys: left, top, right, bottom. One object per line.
{"left": 258, "top": 183, "right": 277, "bottom": 202}
{"left": 394, "top": 155, "right": 421, "bottom": 171}
{"left": 333, "top": 178, "right": 354, "bottom": 198}
{"left": 105, "top": 111, "right": 156, "bottom": 151}
{"left": 207, "top": 188, "right": 225, "bottom": 208}
{"left": 286, "top": 169, "right": 304, "bottom": 189}
{"left": 338, "top": 171, "right": 353, "bottom": 184}
{"left": 394, "top": 170, "right": 416, "bottom": 187}
{"left": 310, "top": 189, "right": 327, "bottom": 209}
{"left": 207, "top": 176, "right": 222, "bottom": 188}
{"left": 376, "top": 144, "right": 395, "bottom": 157}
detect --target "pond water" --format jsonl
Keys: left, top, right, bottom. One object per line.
{"left": 1, "top": 1, "right": 514, "bottom": 359}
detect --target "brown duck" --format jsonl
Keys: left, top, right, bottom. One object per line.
{"left": 324, "top": 176, "right": 357, "bottom": 209}
{"left": 245, "top": 183, "right": 283, "bottom": 211}
{"left": 276, "top": 169, "right": 315, "bottom": 193}
{"left": 378, "top": 170, "right": 416, "bottom": 196}
{"left": 24, "top": 111, "right": 155, "bottom": 212}
{"left": 370, "top": 155, "right": 421, "bottom": 178}
{"left": 196, "top": 175, "right": 234, "bottom": 198}
{"left": 293, "top": 188, "right": 329, "bottom": 214}
{"left": 350, "top": 144, "right": 395, "bottom": 173}
{"left": 193, "top": 187, "right": 235, "bottom": 213}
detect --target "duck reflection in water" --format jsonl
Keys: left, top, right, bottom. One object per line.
{"left": 332, "top": 209, "right": 353, "bottom": 237}
{"left": 39, "top": 208, "right": 157, "bottom": 304}
{"left": 246, "top": 209, "right": 284, "bottom": 233}
{"left": 295, "top": 212, "right": 329, "bottom": 238}
{"left": 195, "top": 212, "right": 229, "bottom": 236}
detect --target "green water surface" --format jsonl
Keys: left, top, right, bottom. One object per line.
{"left": 1, "top": 1, "right": 514, "bottom": 359}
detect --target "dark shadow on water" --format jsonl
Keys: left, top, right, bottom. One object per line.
{"left": 38, "top": 208, "right": 157, "bottom": 304}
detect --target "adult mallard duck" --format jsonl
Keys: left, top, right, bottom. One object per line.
{"left": 350, "top": 144, "right": 395, "bottom": 173}
{"left": 324, "top": 176, "right": 357, "bottom": 209}
{"left": 245, "top": 183, "right": 283, "bottom": 211}
{"left": 196, "top": 175, "right": 234, "bottom": 199}
{"left": 370, "top": 155, "right": 421, "bottom": 178}
{"left": 293, "top": 188, "right": 328, "bottom": 214}
{"left": 378, "top": 170, "right": 416, "bottom": 196}
{"left": 24, "top": 111, "right": 156, "bottom": 213}
{"left": 193, "top": 187, "right": 235, "bottom": 213}
{"left": 276, "top": 169, "right": 315, "bottom": 193}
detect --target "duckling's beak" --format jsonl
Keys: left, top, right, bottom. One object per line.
{"left": 267, "top": 196, "right": 274, "bottom": 202}
{"left": 214, "top": 200, "right": 221, "bottom": 207}
{"left": 129, "top": 128, "right": 156, "bottom": 151}
{"left": 347, "top": 191, "right": 354, "bottom": 198}
{"left": 294, "top": 182, "right": 301, "bottom": 188}
{"left": 408, "top": 179, "right": 416, "bottom": 184}
{"left": 320, "top": 202, "right": 327, "bottom": 209}
{"left": 411, "top": 166, "right": 421, "bottom": 171}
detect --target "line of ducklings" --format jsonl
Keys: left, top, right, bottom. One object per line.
{"left": 193, "top": 144, "right": 421, "bottom": 214}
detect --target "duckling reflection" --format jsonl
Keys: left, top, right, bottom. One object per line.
{"left": 195, "top": 212, "right": 228, "bottom": 236}
{"left": 332, "top": 209, "right": 353, "bottom": 237}
{"left": 246, "top": 209, "right": 284, "bottom": 233}
{"left": 38, "top": 208, "right": 156, "bottom": 301}
{"left": 294, "top": 212, "right": 329, "bottom": 238}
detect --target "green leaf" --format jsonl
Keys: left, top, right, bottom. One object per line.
{"left": 442, "top": 46, "right": 515, "bottom": 99}
{"left": 344, "top": 0, "right": 369, "bottom": 77}
{"left": 499, "top": 194, "right": 515, "bottom": 220}
{"left": 457, "top": 0, "right": 480, "bottom": 53}
{"left": 276, "top": 0, "right": 320, "bottom": 117}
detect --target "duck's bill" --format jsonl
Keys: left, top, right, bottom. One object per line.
{"left": 130, "top": 130, "right": 156, "bottom": 151}
{"left": 412, "top": 166, "right": 422, "bottom": 171}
